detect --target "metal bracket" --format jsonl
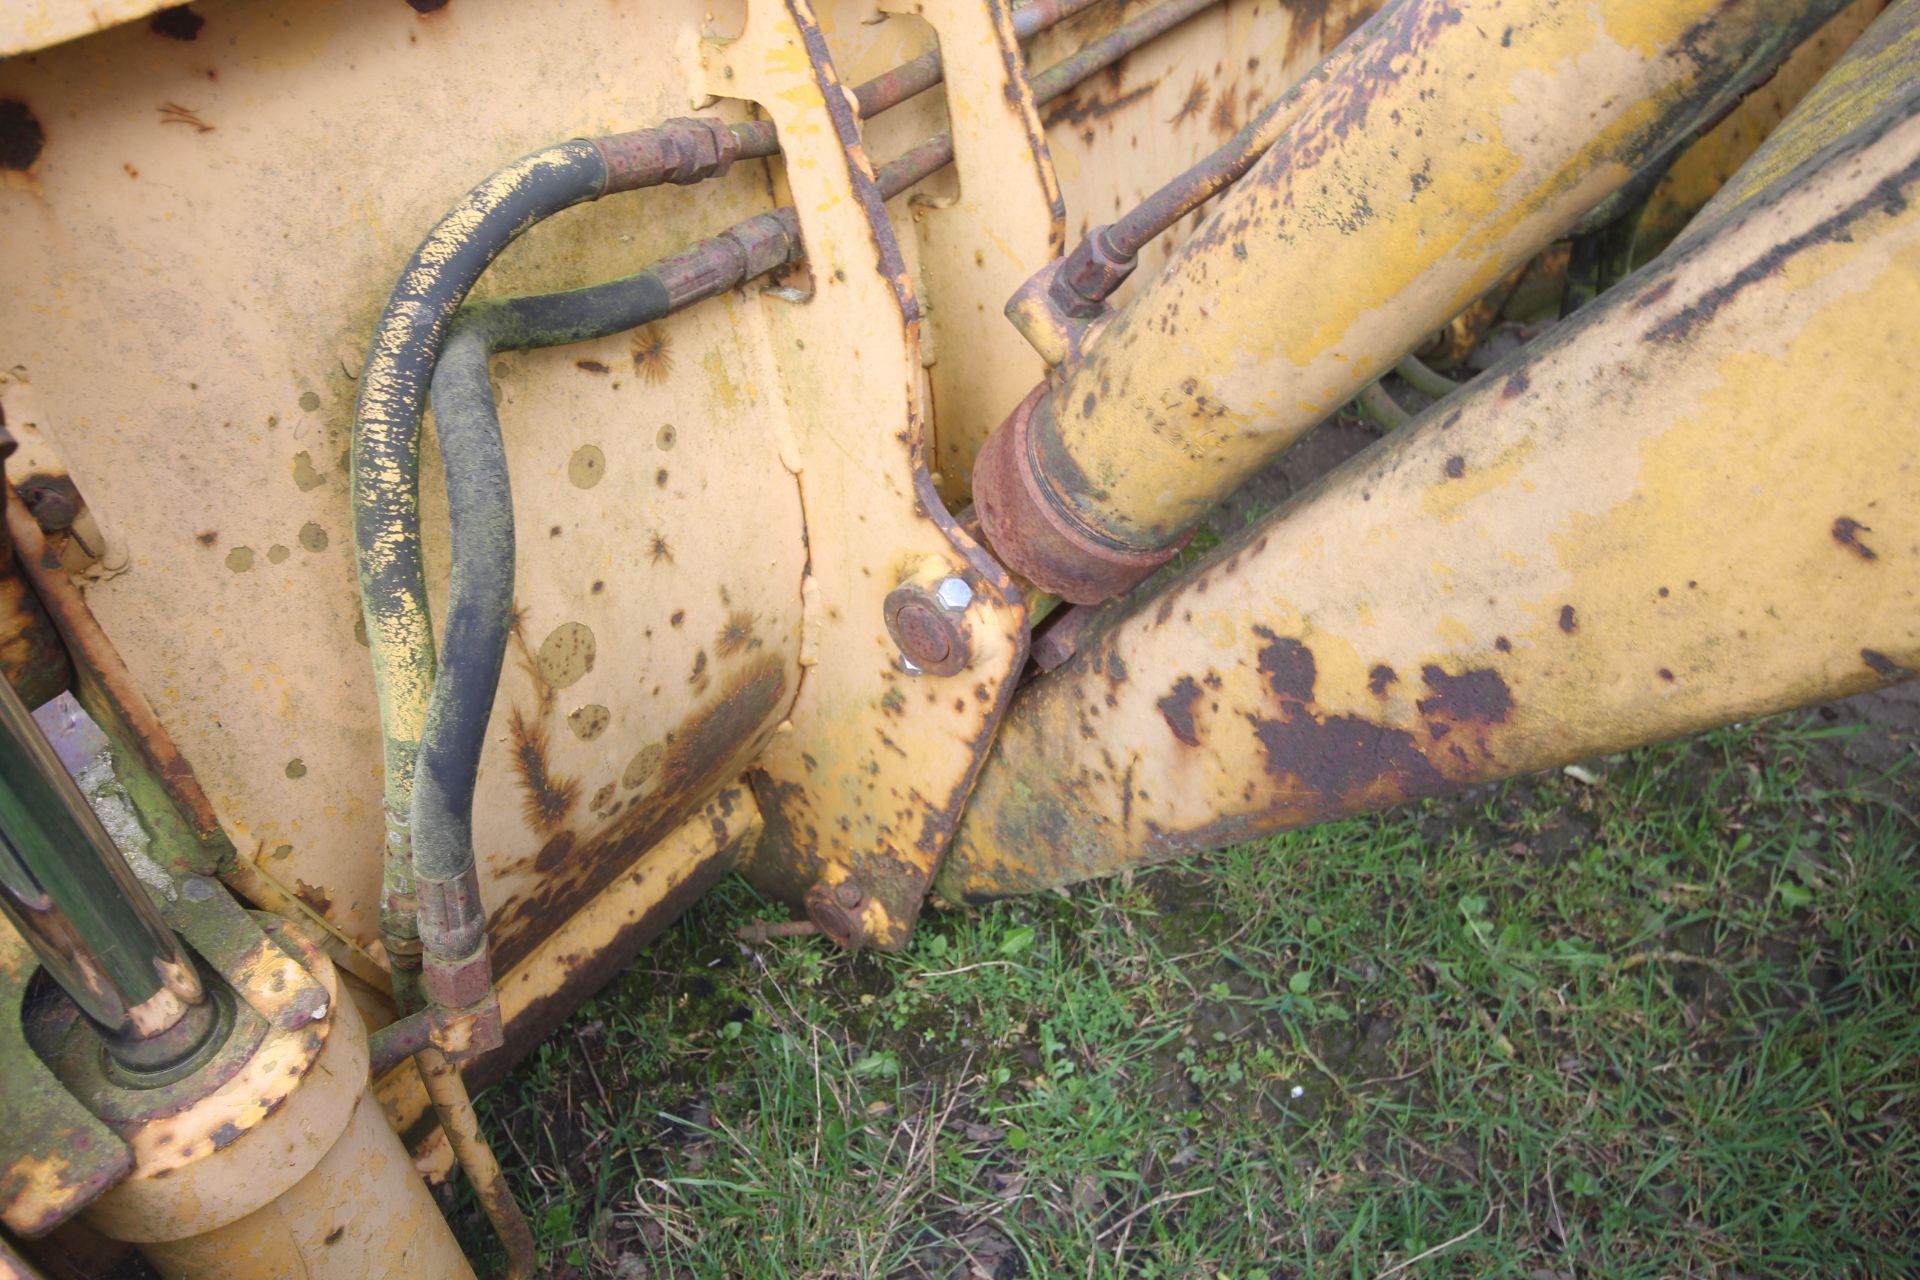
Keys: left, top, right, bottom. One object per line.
{"left": 879, "top": 0, "right": 1065, "bottom": 505}
{"left": 702, "top": 0, "right": 1027, "bottom": 949}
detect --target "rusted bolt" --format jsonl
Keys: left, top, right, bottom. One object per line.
{"left": 181, "top": 877, "right": 214, "bottom": 902}
{"left": 804, "top": 879, "right": 869, "bottom": 950}
{"left": 734, "top": 918, "right": 821, "bottom": 944}
{"left": 884, "top": 580, "right": 973, "bottom": 677}
{"left": 18, "top": 483, "right": 78, "bottom": 532}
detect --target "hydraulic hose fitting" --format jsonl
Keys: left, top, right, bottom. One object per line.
{"left": 593, "top": 116, "right": 745, "bottom": 193}
{"left": 1048, "top": 224, "right": 1138, "bottom": 318}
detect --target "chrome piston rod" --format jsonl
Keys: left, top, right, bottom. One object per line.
{"left": 0, "top": 676, "right": 216, "bottom": 1072}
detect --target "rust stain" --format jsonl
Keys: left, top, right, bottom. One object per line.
{"left": 157, "top": 103, "right": 214, "bottom": 132}
{"left": 507, "top": 602, "right": 556, "bottom": 713}
{"left": 715, "top": 609, "right": 761, "bottom": 658}
{"left": 1156, "top": 675, "right": 1203, "bottom": 745}
{"left": 1414, "top": 664, "right": 1514, "bottom": 725}
{"left": 465, "top": 808, "right": 749, "bottom": 1091}
{"left": 486, "top": 659, "right": 785, "bottom": 973}
{"left": 1042, "top": 83, "right": 1153, "bottom": 129}
{"left": 1861, "top": 649, "right": 1907, "bottom": 681}
{"left": 1253, "top": 627, "right": 1317, "bottom": 702}
{"left": 1210, "top": 84, "right": 1241, "bottom": 137}
{"left": 508, "top": 706, "right": 579, "bottom": 835}
{"left": 631, "top": 327, "right": 673, "bottom": 383}
{"left": 1245, "top": 635, "right": 1447, "bottom": 814}
{"left": 291, "top": 879, "right": 333, "bottom": 917}
{"left": 1269, "top": 0, "right": 1463, "bottom": 177}
{"left": 1169, "top": 75, "right": 1209, "bottom": 125}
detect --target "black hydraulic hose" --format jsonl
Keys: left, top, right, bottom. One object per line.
{"left": 409, "top": 323, "right": 514, "bottom": 988}
{"left": 411, "top": 209, "right": 803, "bottom": 913}
{"left": 352, "top": 139, "right": 609, "bottom": 1004}
{"left": 353, "top": 118, "right": 746, "bottom": 1013}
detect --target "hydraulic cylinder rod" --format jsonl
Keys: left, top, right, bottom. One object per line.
{"left": 0, "top": 675, "right": 216, "bottom": 1071}
{"left": 942, "top": 20, "right": 1920, "bottom": 897}
{"left": 972, "top": 0, "right": 1858, "bottom": 602}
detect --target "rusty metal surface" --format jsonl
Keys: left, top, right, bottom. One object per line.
{"left": 701, "top": 0, "right": 1029, "bottom": 951}
{"left": 1685, "top": 0, "right": 1918, "bottom": 234}
{"left": 1625, "top": 0, "right": 1888, "bottom": 266}
{"left": 58, "top": 921, "right": 474, "bottom": 1276}
{"left": 3, "top": 497, "right": 225, "bottom": 873}
{"left": 1024, "top": 0, "right": 1383, "bottom": 311}
{"left": 373, "top": 783, "right": 757, "bottom": 1141}
{"left": 890, "top": 0, "right": 1065, "bottom": 506}
{"left": 163, "top": 882, "right": 330, "bottom": 1033}
{"left": 943, "top": 62, "right": 1920, "bottom": 897}
{"left": 415, "top": 1046, "right": 536, "bottom": 1279}
{"left": 0, "top": 0, "right": 813, "bottom": 967}
{"left": 133, "top": 1073, "right": 473, "bottom": 1279}
{"left": 0, "top": 449, "right": 69, "bottom": 709}
{"left": 0, "top": 0, "right": 1318, "bottom": 1020}
{"left": 993, "top": 0, "right": 1860, "bottom": 570}
{"left": 68, "top": 922, "right": 351, "bottom": 1242}
{"left": 0, "top": 920, "right": 131, "bottom": 1239}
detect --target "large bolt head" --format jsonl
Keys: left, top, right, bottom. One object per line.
{"left": 805, "top": 879, "right": 869, "bottom": 950}
{"left": 883, "top": 584, "right": 971, "bottom": 677}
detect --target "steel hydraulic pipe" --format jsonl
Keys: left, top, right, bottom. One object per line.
{"left": 941, "top": 41, "right": 1920, "bottom": 900}
{"left": 971, "top": 0, "right": 1859, "bottom": 603}
{"left": 0, "top": 675, "right": 216, "bottom": 1069}
{"left": 846, "top": 0, "right": 1109, "bottom": 123}
{"left": 1048, "top": 20, "right": 1369, "bottom": 315}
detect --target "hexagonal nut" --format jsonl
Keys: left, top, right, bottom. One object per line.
{"left": 934, "top": 576, "right": 974, "bottom": 613}
{"left": 422, "top": 949, "right": 494, "bottom": 1012}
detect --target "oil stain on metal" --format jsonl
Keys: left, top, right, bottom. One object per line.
{"left": 568, "top": 445, "right": 606, "bottom": 490}
{"left": 567, "top": 704, "right": 610, "bottom": 741}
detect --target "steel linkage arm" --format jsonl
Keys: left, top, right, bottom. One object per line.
{"left": 941, "top": 3, "right": 1920, "bottom": 898}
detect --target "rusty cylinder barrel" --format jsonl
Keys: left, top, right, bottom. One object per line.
{"left": 973, "top": 0, "right": 1857, "bottom": 601}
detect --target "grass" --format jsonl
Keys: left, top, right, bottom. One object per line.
{"left": 458, "top": 714, "right": 1920, "bottom": 1279}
